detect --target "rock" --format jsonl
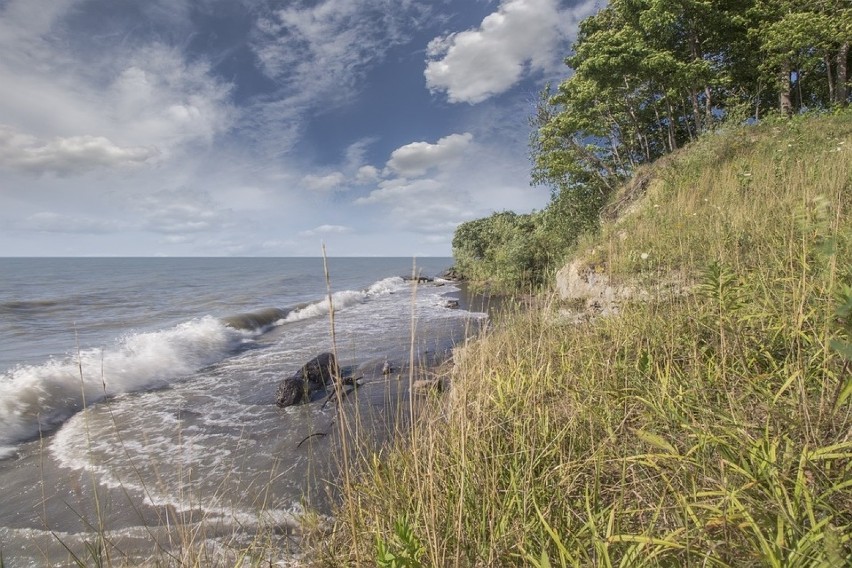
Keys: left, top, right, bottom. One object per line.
{"left": 440, "top": 266, "right": 461, "bottom": 281}
{"left": 445, "top": 299, "right": 460, "bottom": 309}
{"left": 412, "top": 378, "right": 444, "bottom": 394}
{"left": 402, "top": 274, "right": 434, "bottom": 283}
{"left": 555, "top": 259, "right": 629, "bottom": 317}
{"left": 276, "top": 376, "right": 308, "bottom": 407}
{"left": 293, "top": 352, "right": 337, "bottom": 388}
{"left": 276, "top": 352, "right": 338, "bottom": 407}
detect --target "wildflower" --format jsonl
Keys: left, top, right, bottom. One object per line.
{"left": 640, "top": 252, "right": 649, "bottom": 260}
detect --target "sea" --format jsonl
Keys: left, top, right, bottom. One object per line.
{"left": 0, "top": 257, "right": 487, "bottom": 566}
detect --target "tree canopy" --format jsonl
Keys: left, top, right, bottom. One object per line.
{"left": 533, "top": 0, "right": 851, "bottom": 198}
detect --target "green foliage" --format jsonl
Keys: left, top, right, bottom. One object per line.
{"left": 375, "top": 517, "right": 424, "bottom": 568}
{"left": 452, "top": 210, "right": 552, "bottom": 291}
{"left": 829, "top": 284, "right": 852, "bottom": 410}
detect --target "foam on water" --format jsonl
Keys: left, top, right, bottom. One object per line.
{"left": 0, "top": 316, "right": 249, "bottom": 446}
{"left": 284, "top": 276, "right": 405, "bottom": 322}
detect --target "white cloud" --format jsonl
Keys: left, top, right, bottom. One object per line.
{"left": 424, "top": 0, "right": 597, "bottom": 103}
{"left": 385, "top": 133, "right": 473, "bottom": 177}
{"left": 0, "top": 2, "right": 235, "bottom": 170}
{"left": 105, "top": 47, "right": 234, "bottom": 150}
{"left": 355, "top": 121, "right": 550, "bottom": 239}
{"left": 355, "top": 165, "right": 380, "bottom": 184}
{"left": 0, "top": 125, "right": 157, "bottom": 176}
{"left": 299, "top": 224, "right": 351, "bottom": 237}
{"left": 344, "top": 137, "right": 378, "bottom": 169}
{"left": 356, "top": 177, "right": 443, "bottom": 205}
{"left": 302, "top": 172, "right": 346, "bottom": 192}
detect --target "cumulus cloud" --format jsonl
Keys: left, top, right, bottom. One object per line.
{"left": 105, "top": 46, "right": 234, "bottom": 150}
{"left": 0, "top": 125, "right": 157, "bottom": 176}
{"left": 299, "top": 224, "right": 351, "bottom": 237}
{"left": 385, "top": 133, "right": 473, "bottom": 177}
{"left": 302, "top": 172, "right": 346, "bottom": 192}
{"left": 424, "top": 0, "right": 597, "bottom": 103}
{"left": 355, "top": 165, "right": 380, "bottom": 184}
{"left": 355, "top": 125, "right": 550, "bottom": 239}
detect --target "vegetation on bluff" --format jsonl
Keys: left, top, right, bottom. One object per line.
{"left": 327, "top": 111, "right": 852, "bottom": 566}
{"left": 454, "top": 0, "right": 851, "bottom": 291}
{"left": 322, "top": 3, "right": 852, "bottom": 565}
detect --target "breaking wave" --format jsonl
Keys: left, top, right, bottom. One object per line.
{"left": 0, "top": 316, "right": 247, "bottom": 446}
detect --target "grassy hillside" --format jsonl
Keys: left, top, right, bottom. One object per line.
{"left": 323, "top": 112, "right": 852, "bottom": 566}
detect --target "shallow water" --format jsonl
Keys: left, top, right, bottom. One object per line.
{"left": 0, "top": 257, "right": 485, "bottom": 566}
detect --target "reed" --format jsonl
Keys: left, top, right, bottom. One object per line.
{"left": 324, "top": 112, "right": 852, "bottom": 566}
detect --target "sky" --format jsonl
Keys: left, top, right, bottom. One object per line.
{"left": 0, "top": 0, "right": 601, "bottom": 257}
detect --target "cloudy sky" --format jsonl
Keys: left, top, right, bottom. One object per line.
{"left": 0, "top": 0, "right": 600, "bottom": 257}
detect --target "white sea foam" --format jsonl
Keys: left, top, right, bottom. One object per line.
{"left": 50, "top": 407, "right": 305, "bottom": 529}
{"left": 284, "top": 276, "right": 405, "bottom": 322}
{"left": 0, "top": 316, "right": 246, "bottom": 446}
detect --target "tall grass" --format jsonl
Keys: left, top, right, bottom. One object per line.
{"left": 324, "top": 113, "right": 852, "bottom": 566}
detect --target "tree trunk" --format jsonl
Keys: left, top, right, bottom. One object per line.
{"left": 754, "top": 80, "right": 762, "bottom": 121}
{"left": 825, "top": 53, "right": 836, "bottom": 104}
{"left": 797, "top": 67, "right": 804, "bottom": 111}
{"left": 691, "top": 88, "right": 703, "bottom": 133}
{"left": 681, "top": 97, "right": 695, "bottom": 141}
{"left": 837, "top": 41, "right": 849, "bottom": 106}
{"left": 779, "top": 60, "right": 793, "bottom": 116}
{"left": 666, "top": 98, "right": 678, "bottom": 152}
{"left": 704, "top": 85, "right": 713, "bottom": 129}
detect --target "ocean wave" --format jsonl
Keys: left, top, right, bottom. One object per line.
{"left": 221, "top": 307, "right": 289, "bottom": 331}
{"left": 284, "top": 276, "right": 405, "bottom": 322}
{"left": 0, "top": 316, "right": 246, "bottom": 447}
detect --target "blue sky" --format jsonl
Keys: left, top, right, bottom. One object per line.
{"left": 0, "top": 0, "right": 600, "bottom": 256}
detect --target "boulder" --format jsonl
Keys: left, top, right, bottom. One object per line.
{"left": 276, "top": 352, "right": 338, "bottom": 407}
{"left": 293, "top": 352, "right": 337, "bottom": 387}
{"left": 276, "top": 376, "right": 308, "bottom": 407}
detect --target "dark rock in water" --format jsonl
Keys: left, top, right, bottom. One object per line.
{"left": 402, "top": 274, "right": 434, "bottom": 283}
{"left": 276, "top": 352, "right": 338, "bottom": 407}
{"left": 445, "top": 299, "right": 460, "bottom": 309}
{"left": 276, "top": 376, "right": 308, "bottom": 407}
{"left": 293, "top": 352, "right": 337, "bottom": 387}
